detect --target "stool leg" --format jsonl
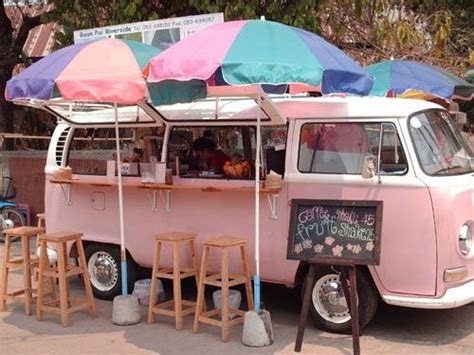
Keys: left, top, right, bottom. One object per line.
{"left": 240, "top": 245, "right": 254, "bottom": 311}
{"left": 0, "top": 235, "right": 12, "bottom": 312}
{"left": 148, "top": 241, "right": 162, "bottom": 324}
{"left": 61, "top": 244, "right": 70, "bottom": 307}
{"left": 33, "top": 233, "right": 40, "bottom": 282}
{"left": 189, "top": 239, "right": 200, "bottom": 287}
{"left": 173, "top": 242, "right": 183, "bottom": 330}
{"left": 36, "top": 240, "right": 48, "bottom": 321}
{"left": 21, "top": 235, "right": 33, "bottom": 316}
{"left": 221, "top": 247, "right": 230, "bottom": 342}
{"left": 193, "top": 246, "right": 209, "bottom": 334}
{"left": 76, "top": 239, "right": 96, "bottom": 317}
{"left": 57, "top": 242, "right": 69, "bottom": 327}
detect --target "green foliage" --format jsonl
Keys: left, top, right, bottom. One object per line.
{"left": 316, "top": 0, "right": 473, "bottom": 72}
{"left": 45, "top": 1, "right": 324, "bottom": 47}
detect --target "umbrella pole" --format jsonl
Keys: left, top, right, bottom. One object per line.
{"left": 114, "top": 103, "right": 128, "bottom": 295}
{"left": 254, "top": 91, "right": 262, "bottom": 313}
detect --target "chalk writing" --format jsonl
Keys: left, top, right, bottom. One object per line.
{"left": 287, "top": 199, "right": 383, "bottom": 265}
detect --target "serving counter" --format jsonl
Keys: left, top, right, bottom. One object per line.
{"left": 49, "top": 176, "right": 281, "bottom": 219}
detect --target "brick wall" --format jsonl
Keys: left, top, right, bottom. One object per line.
{"left": 7, "top": 155, "right": 104, "bottom": 225}
{"left": 8, "top": 156, "right": 46, "bottom": 224}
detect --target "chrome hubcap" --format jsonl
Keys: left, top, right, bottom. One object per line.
{"left": 88, "top": 251, "right": 118, "bottom": 292}
{"left": 312, "top": 274, "right": 351, "bottom": 324}
{"left": 2, "top": 219, "right": 14, "bottom": 229}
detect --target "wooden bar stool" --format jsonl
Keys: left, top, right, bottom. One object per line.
{"left": 36, "top": 232, "right": 96, "bottom": 327}
{"left": 193, "top": 237, "right": 254, "bottom": 342}
{"left": 148, "top": 232, "right": 199, "bottom": 330}
{"left": 0, "top": 226, "right": 46, "bottom": 315}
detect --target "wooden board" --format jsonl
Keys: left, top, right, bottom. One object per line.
{"left": 287, "top": 199, "right": 383, "bottom": 265}
{"left": 49, "top": 178, "right": 280, "bottom": 194}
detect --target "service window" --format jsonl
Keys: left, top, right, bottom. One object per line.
{"left": 168, "top": 125, "right": 288, "bottom": 179}
{"left": 168, "top": 126, "right": 255, "bottom": 179}
{"left": 298, "top": 122, "right": 408, "bottom": 175}
{"left": 67, "top": 127, "right": 164, "bottom": 175}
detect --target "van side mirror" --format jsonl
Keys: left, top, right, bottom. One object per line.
{"left": 361, "top": 155, "right": 377, "bottom": 179}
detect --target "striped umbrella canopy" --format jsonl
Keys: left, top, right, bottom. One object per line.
{"left": 5, "top": 38, "right": 161, "bottom": 298}
{"left": 367, "top": 60, "right": 474, "bottom": 101}
{"left": 6, "top": 38, "right": 161, "bottom": 104}
{"left": 145, "top": 19, "right": 373, "bottom": 105}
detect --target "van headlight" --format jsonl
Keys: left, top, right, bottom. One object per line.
{"left": 459, "top": 221, "right": 473, "bottom": 256}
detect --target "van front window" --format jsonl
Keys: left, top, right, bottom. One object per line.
{"left": 409, "top": 110, "right": 474, "bottom": 176}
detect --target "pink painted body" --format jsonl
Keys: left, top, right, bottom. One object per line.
{"left": 44, "top": 97, "right": 474, "bottom": 308}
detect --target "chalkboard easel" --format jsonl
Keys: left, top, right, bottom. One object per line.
{"left": 288, "top": 199, "right": 383, "bottom": 354}
{"left": 295, "top": 259, "right": 360, "bottom": 354}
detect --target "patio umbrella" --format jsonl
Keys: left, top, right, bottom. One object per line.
{"left": 145, "top": 19, "right": 373, "bottom": 105}
{"left": 145, "top": 19, "right": 373, "bottom": 312}
{"left": 6, "top": 38, "right": 161, "bottom": 296}
{"left": 367, "top": 60, "right": 474, "bottom": 101}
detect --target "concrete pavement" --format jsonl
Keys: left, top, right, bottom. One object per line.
{"left": 0, "top": 243, "right": 473, "bottom": 354}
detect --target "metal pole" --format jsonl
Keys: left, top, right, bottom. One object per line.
{"left": 254, "top": 90, "right": 262, "bottom": 312}
{"left": 114, "top": 103, "right": 128, "bottom": 295}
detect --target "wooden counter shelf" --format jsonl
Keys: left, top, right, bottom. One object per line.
{"left": 49, "top": 178, "right": 280, "bottom": 194}
{"left": 49, "top": 177, "right": 281, "bottom": 219}
{"left": 49, "top": 178, "right": 138, "bottom": 188}
{"left": 140, "top": 182, "right": 281, "bottom": 194}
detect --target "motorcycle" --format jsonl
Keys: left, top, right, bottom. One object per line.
{"left": 0, "top": 176, "right": 26, "bottom": 242}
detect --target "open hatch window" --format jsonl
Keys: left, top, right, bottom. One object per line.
{"left": 67, "top": 127, "right": 165, "bottom": 175}
{"left": 168, "top": 125, "right": 287, "bottom": 180}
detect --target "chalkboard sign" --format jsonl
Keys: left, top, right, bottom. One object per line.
{"left": 287, "top": 199, "right": 383, "bottom": 265}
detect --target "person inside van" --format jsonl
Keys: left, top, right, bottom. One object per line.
{"left": 192, "top": 137, "right": 230, "bottom": 174}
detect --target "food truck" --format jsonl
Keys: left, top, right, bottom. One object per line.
{"left": 40, "top": 96, "right": 473, "bottom": 332}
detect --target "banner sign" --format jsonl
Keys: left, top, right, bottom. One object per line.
{"left": 73, "top": 13, "right": 224, "bottom": 50}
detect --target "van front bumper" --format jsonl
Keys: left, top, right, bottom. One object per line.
{"left": 382, "top": 280, "right": 474, "bottom": 309}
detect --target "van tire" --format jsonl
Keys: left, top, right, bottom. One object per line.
{"left": 302, "top": 267, "right": 378, "bottom": 333}
{"left": 85, "top": 243, "right": 138, "bottom": 300}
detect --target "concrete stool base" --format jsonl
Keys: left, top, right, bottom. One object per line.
{"left": 241, "top": 310, "right": 274, "bottom": 347}
{"left": 112, "top": 295, "right": 141, "bottom": 326}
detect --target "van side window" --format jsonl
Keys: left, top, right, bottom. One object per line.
{"left": 298, "top": 122, "right": 407, "bottom": 175}
{"left": 68, "top": 127, "right": 164, "bottom": 175}
{"left": 380, "top": 124, "right": 408, "bottom": 175}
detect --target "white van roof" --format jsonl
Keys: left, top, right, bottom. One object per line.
{"left": 28, "top": 95, "right": 443, "bottom": 127}
{"left": 256, "top": 96, "right": 442, "bottom": 120}
{"left": 156, "top": 96, "right": 443, "bottom": 125}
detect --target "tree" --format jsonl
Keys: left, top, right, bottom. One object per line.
{"left": 0, "top": 1, "right": 47, "bottom": 147}
{"left": 45, "top": 0, "right": 472, "bottom": 74}
{"left": 317, "top": 0, "right": 473, "bottom": 73}
{"left": 45, "top": 0, "right": 324, "bottom": 48}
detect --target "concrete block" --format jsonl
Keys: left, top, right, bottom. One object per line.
{"left": 112, "top": 295, "right": 141, "bottom": 326}
{"left": 241, "top": 310, "right": 274, "bottom": 347}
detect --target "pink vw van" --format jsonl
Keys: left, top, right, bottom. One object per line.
{"left": 43, "top": 96, "right": 473, "bottom": 332}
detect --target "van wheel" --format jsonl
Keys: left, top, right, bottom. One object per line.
{"left": 302, "top": 267, "right": 378, "bottom": 333}
{"left": 85, "top": 243, "right": 138, "bottom": 300}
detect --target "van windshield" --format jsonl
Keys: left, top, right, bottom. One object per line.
{"left": 409, "top": 110, "right": 474, "bottom": 176}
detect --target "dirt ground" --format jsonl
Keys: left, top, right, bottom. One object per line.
{"left": 0, "top": 243, "right": 473, "bottom": 355}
